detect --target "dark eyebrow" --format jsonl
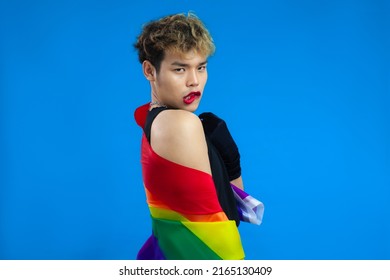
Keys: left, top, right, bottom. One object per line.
{"left": 171, "top": 60, "right": 208, "bottom": 67}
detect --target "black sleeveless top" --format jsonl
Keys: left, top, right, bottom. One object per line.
{"left": 143, "top": 107, "right": 240, "bottom": 226}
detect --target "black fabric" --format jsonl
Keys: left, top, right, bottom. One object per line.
{"left": 199, "top": 112, "right": 242, "bottom": 181}
{"left": 144, "top": 107, "right": 240, "bottom": 226}
{"left": 143, "top": 107, "right": 166, "bottom": 143}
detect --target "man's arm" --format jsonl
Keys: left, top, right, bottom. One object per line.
{"left": 199, "top": 112, "right": 243, "bottom": 189}
{"left": 231, "top": 176, "right": 244, "bottom": 190}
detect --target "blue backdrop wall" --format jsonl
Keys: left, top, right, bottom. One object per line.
{"left": 1, "top": 0, "right": 389, "bottom": 259}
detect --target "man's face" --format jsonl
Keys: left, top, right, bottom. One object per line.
{"left": 151, "top": 50, "right": 208, "bottom": 112}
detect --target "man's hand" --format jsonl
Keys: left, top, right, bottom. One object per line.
{"left": 199, "top": 112, "right": 241, "bottom": 181}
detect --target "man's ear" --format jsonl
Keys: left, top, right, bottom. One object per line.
{"left": 142, "top": 60, "right": 156, "bottom": 81}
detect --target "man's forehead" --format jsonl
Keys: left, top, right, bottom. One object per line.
{"left": 164, "top": 49, "right": 207, "bottom": 63}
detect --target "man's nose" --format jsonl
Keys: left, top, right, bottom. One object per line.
{"left": 186, "top": 70, "right": 199, "bottom": 87}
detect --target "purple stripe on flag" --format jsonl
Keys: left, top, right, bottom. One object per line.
{"left": 137, "top": 234, "right": 166, "bottom": 260}
{"left": 231, "top": 184, "right": 264, "bottom": 225}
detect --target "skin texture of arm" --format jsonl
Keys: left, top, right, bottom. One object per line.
{"left": 150, "top": 109, "right": 212, "bottom": 175}
{"left": 231, "top": 176, "right": 244, "bottom": 190}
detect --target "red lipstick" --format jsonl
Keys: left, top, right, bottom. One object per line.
{"left": 183, "top": 91, "right": 201, "bottom": 105}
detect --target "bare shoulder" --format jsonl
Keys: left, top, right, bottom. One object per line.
{"left": 153, "top": 109, "right": 202, "bottom": 135}
{"left": 150, "top": 110, "right": 211, "bottom": 174}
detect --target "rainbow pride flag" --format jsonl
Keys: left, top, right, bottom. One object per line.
{"left": 135, "top": 104, "right": 264, "bottom": 260}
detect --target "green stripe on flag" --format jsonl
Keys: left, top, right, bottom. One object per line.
{"left": 152, "top": 218, "right": 222, "bottom": 260}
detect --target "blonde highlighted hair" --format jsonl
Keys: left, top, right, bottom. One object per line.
{"left": 134, "top": 12, "right": 215, "bottom": 72}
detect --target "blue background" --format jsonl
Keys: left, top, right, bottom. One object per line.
{"left": 1, "top": 0, "right": 389, "bottom": 259}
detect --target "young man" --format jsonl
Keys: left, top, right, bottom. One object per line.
{"left": 134, "top": 13, "right": 263, "bottom": 260}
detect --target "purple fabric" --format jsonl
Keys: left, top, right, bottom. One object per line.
{"left": 231, "top": 184, "right": 264, "bottom": 225}
{"left": 232, "top": 184, "right": 249, "bottom": 199}
{"left": 136, "top": 234, "right": 166, "bottom": 260}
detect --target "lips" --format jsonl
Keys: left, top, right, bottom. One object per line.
{"left": 183, "top": 91, "right": 201, "bottom": 105}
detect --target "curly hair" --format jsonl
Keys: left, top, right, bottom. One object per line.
{"left": 134, "top": 12, "right": 215, "bottom": 72}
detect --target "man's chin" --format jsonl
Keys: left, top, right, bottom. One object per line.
{"left": 184, "top": 103, "right": 200, "bottom": 113}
